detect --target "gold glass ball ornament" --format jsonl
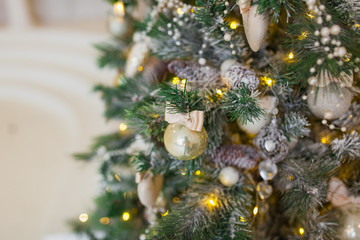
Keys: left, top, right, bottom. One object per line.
{"left": 307, "top": 83, "right": 352, "bottom": 120}
{"left": 164, "top": 123, "right": 208, "bottom": 160}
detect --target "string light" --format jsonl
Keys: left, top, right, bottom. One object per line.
{"left": 113, "top": 1, "right": 125, "bottom": 18}
{"left": 79, "top": 213, "right": 89, "bottom": 223}
{"left": 195, "top": 170, "right": 201, "bottom": 176}
{"left": 122, "top": 212, "right": 130, "bottom": 221}
{"left": 288, "top": 52, "right": 295, "bottom": 60}
{"left": 181, "top": 168, "right": 187, "bottom": 175}
{"left": 321, "top": 136, "right": 331, "bottom": 144}
{"left": 261, "top": 76, "right": 275, "bottom": 86}
{"left": 299, "top": 227, "right": 305, "bottom": 235}
{"left": 288, "top": 175, "right": 294, "bottom": 181}
{"left": 137, "top": 66, "right": 144, "bottom": 72}
{"left": 343, "top": 54, "right": 351, "bottom": 62}
{"left": 204, "top": 195, "right": 218, "bottom": 210}
{"left": 119, "top": 123, "right": 128, "bottom": 131}
{"left": 306, "top": 12, "right": 315, "bottom": 19}
{"left": 161, "top": 210, "right": 169, "bottom": 217}
{"left": 177, "top": 8, "right": 185, "bottom": 16}
{"left": 240, "top": 217, "right": 247, "bottom": 222}
{"left": 229, "top": 21, "right": 238, "bottom": 30}
{"left": 172, "top": 77, "right": 180, "bottom": 85}
{"left": 354, "top": 23, "right": 360, "bottom": 28}
{"left": 253, "top": 206, "right": 258, "bottom": 215}
{"left": 100, "top": 217, "right": 110, "bottom": 225}
{"left": 216, "top": 89, "right": 223, "bottom": 98}
{"left": 299, "top": 31, "right": 308, "bottom": 40}
{"left": 173, "top": 197, "right": 180, "bottom": 204}
{"left": 115, "top": 174, "right": 121, "bottom": 182}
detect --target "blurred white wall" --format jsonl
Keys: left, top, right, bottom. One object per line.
{"left": 0, "top": 1, "right": 117, "bottom": 239}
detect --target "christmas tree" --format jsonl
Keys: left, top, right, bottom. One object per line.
{"left": 72, "top": 0, "right": 360, "bottom": 239}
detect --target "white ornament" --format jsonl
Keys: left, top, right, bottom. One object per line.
{"left": 337, "top": 46, "right": 347, "bottom": 57}
{"left": 259, "top": 160, "right": 278, "bottom": 181}
{"left": 107, "top": 16, "right": 129, "bottom": 37}
{"left": 224, "top": 33, "right": 231, "bottom": 41}
{"left": 125, "top": 40, "right": 149, "bottom": 78}
{"left": 220, "top": 59, "right": 237, "bottom": 72}
{"left": 198, "top": 58, "right": 206, "bottom": 65}
{"left": 321, "top": 37, "right": 330, "bottom": 45}
{"left": 307, "top": 84, "right": 353, "bottom": 120}
{"left": 330, "top": 25, "right": 341, "bottom": 35}
{"left": 238, "top": 0, "right": 269, "bottom": 52}
{"left": 341, "top": 207, "right": 360, "bottom": 240}
{"left": 264, "top": 140, "right": 276, "bottom": 152}
{"left": 321, "top": 27, "right": 330, "bottom": 37}
{"left": 310, "top": 70, "right": 353, "bottom": 87}
{"left": 308, "top": 76, "right": 317, "bottom": 86}
{"left": 219, "top": 166, "right": 240, "bottom": 187}
{"left": 238, "top": 96, "right": 278, "bottom": 134}
{"left": 256, "top": 181, "right": 273, "bottom": 200}
{"left": 136, "top": 172, "right": 164, "bottom": 209}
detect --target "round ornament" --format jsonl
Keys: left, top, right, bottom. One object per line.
{"left": 340, "top": 206, "right": 360, "bottom": 240}
{"left": 219, "top": 166, "right": 240, "bottom": 187}
{"left": 107, "top": 15, "right": 129, "bottom": 38}
{"left": 163, "top": 123, "right": 208, "bottom": 160}
{"left": 307, "top": 84, "right": 352, "bottom": 120}
{"left": 238, "top": 95, "right": 278, "bottom": 135}
{"left": 308, "top": 71, "right": 353, "bottom": 88}
{"left": 221, "top": 62, "right": 259, "bottom": 91}
{"left": 256, "top": 181, "right": 273, "bottom": 200}
{"left": 258, "top": 160, "right": 278, "bottom": 181}
{"left": 254, "top": 119, "right": 289, "bottom": 162}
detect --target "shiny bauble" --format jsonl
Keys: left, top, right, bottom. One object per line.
{"left": 259, "top": 160, "right": 278, "bottom": 181}
{"left": 256, "top": 181, "right": 273, "bottom": 200}
{"left": 107, "top": 16, "right": 129, "bottom": 38}
{"left": 219, "top": 166, "right": 240, "bottom": 187}
{"left": 163, "top": 123, "right": 208, "bottom": 160}
{"left": 136, "top": 172, "right": 164, "bottom": 209}
{"left": 238, "top": 95, "right": 277, "bottom": 134}
{"left": 308, "top": 71, "right": 353, "bottom": 87}
{"left": 341, "top": 207, "right": 360, "bottom": 240}
{"left": 307, "top": 84, "right": 352, "bottom": 120}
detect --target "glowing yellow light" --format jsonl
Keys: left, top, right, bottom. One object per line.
{"left": 138, "top": 65, "right": 144, "bottom": 72}
{"left": 354, "top": 23, "right": 360, "bottom": 28}
{"left": 343, "top": 54, "right": 351, "bottom": 62}
{"left": 79, "top": 213, "right": 89, "bottom": 223}
{"left": 230, "top": 21, "right": 238, "bottom": 30}
{"left": 113, "top": 1, "right": 125, "bottom": 18}
{"left": 204, "top": 196, "right": 218, "bottom": 210}
{"left": 253, "top": 206, "right": 258, "bottom": 215}
{"left": 172, "top": 77, "right": 180, "bottom": 85}
{"left": 181, "top": 171, "right": 186, "bottom": 176}
{"left": 122, "top": 212, "right": 130, "bottom": 221}
{"left": 181, "top": 79, "right": 187, "bottom": 84}
{"left": 177, "top": 8, "right": 185, "bottom": 15}
{"left": 299, "top": 227, "right": 305, "bottom": 235}
{"left": 288, "top": 175, "right": 294, "bottom": 181}
{"left": 173, "top": 197, "right": 180, "bottom": 204}
{"left": 195, "top": 170, "right": 201, "bottom": 176}
{"left": 100, "top": 217, "right": 110, "bottom": 225}
{"left": 261, "top": 77, "right": 275, "bottom": 86}
{"left": 240, "top": 217, "right": 247, "bottom": 222}
{"left": 161, "top": 210, "right": 169, "bottom": 217}
{"left": 115, "top": 174, "right": 121, "bottom": 182}
{"left": 321, "top": 137, "right": 330, "bottom": 144}
{"left": 216, "top": 89, "right": 223, "bottom": 97}
{"left": 306, "top": 12, "right": 315, "bottom": 19}
{"left": 299, "top": 31, "right": 308, "bottom": 40}
{"left": 153, "top": 114, "right": 159, "bottom": 118}
{"left": 119, "top": 123, "right": 128, "bottom": 131}
{"left": 288, "top": 52, "right": 294, "bottom": 60}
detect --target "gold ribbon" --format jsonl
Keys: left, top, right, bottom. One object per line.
{"left": 165, "top": 105, "right": 204, "bottom": 132}
{"left": 327, "top": 177, "right": 360, "bottom": 208}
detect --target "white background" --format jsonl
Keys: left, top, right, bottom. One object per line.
{"left": 0, "top": 0, "right": 117, "bottom": 239}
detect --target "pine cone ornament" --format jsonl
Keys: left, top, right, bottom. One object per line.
{"left": 208, "top": 144, "right": 261, "bottom": 169}
{"left": 221, "top": 62, "right": 259, "bottom": 91}
{"left": 254, "top": 119, "right": 289, "bottom": 163}
{"left": 167, "top": 60, "right": 222, "bottom": 88}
